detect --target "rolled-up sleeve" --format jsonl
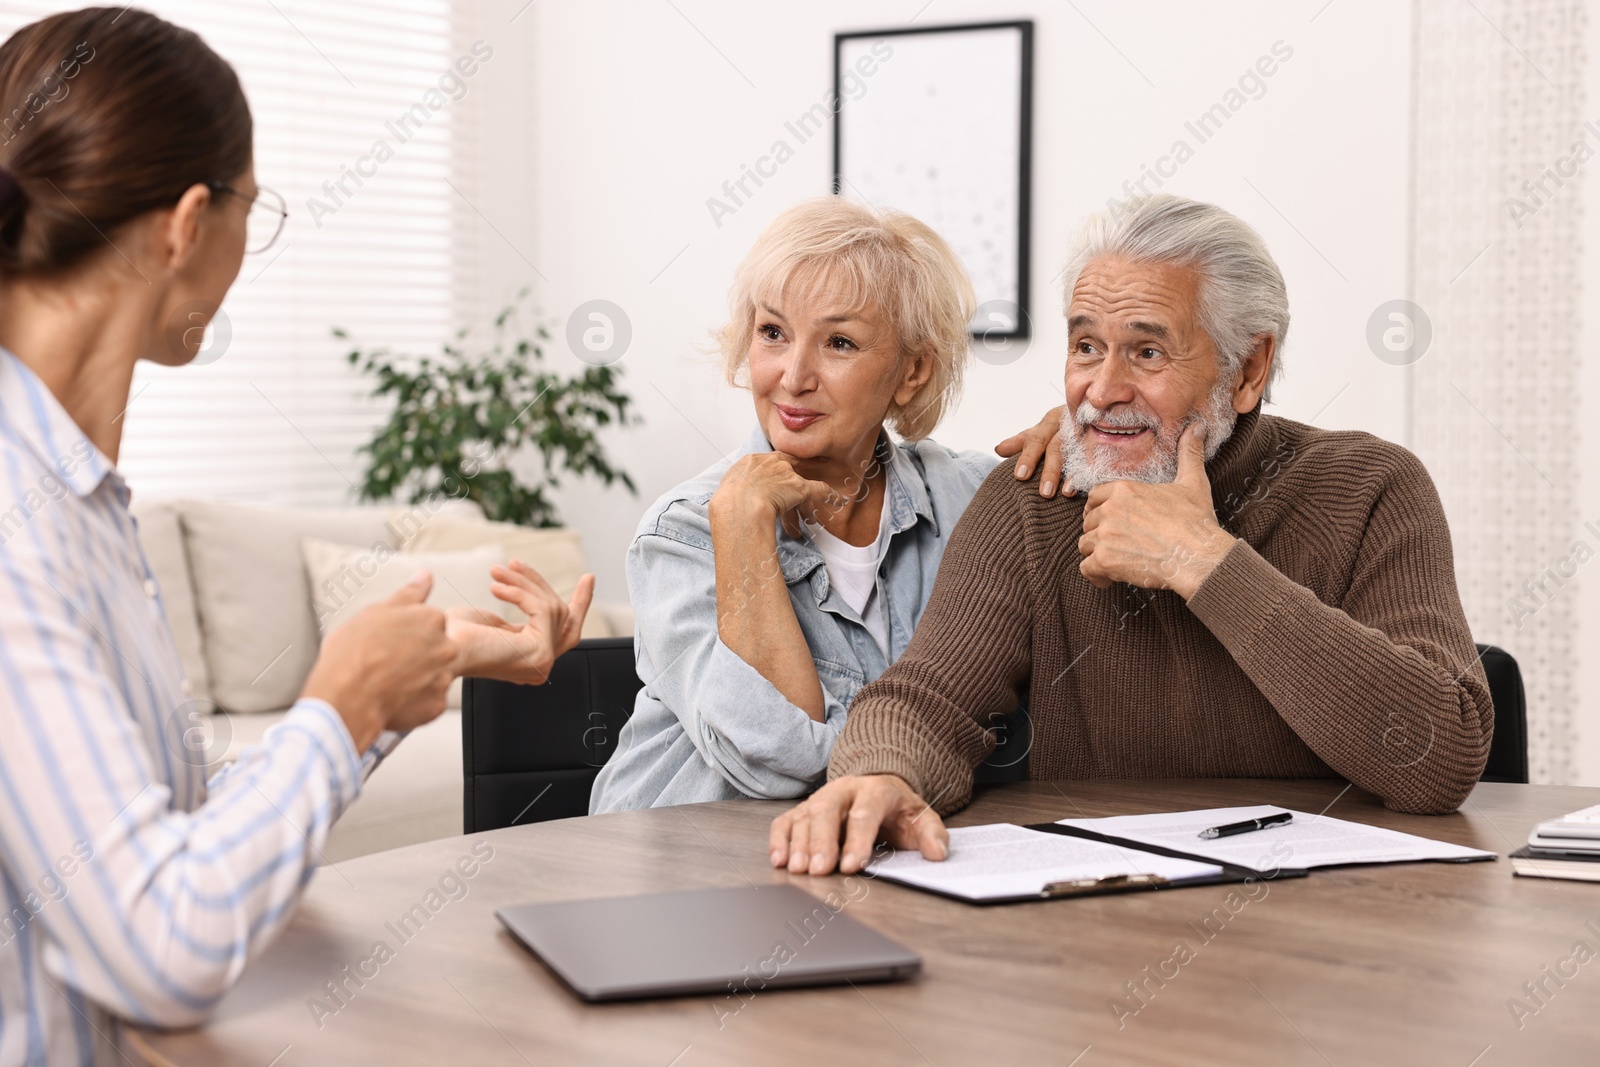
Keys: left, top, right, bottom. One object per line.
{"left": 629, "top": 524, "right": 843, "bottom": 799}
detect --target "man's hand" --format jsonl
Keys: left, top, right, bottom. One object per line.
{"left": 994, "top": 404, "right": 1074, "bottom": 498}
{"left": 769, "top": 774, "right": 949, "bottom": 876}
{"left": 1078, "top": 424, "right": 1237, "bottom": 599}
{"left": 446, "top": 559, "right": 593, "bottom": 686}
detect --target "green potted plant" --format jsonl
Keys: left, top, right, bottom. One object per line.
{"left": 337, "top": 293, "right": 638, "bottom": 527}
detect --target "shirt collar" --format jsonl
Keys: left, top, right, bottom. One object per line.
{"left": 880, "top": 435, "right": 938, "bottom": 537}
{"left": 0, "top": 347, "right": 119, "bottom": 500}
{"left": 734, "top": 425, "right": 934, "bottom": 586}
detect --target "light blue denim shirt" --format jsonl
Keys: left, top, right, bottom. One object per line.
{"left": 589, "top": 427, "right": 998, "bottom": 812}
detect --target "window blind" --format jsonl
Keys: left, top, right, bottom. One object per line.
{"left": 0, "top": 0, "right": 479, "bottom": 503}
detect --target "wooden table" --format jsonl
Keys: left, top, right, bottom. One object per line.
{"left": 125, "top": 779, "right": 1600, "bottom": 1066}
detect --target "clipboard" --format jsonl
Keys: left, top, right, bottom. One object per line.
{"left": 1022, "top": 822, "right": 1308, "bottom": 900}
{"left": 865, "top": 822, "right": 1307, "bottom": 906}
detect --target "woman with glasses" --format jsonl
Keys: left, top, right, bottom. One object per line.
{"left": 207, "top": 181, "right": 289, "bottom": 255}
{"left": 0, "top": 9, "right": 587, "bottom": 1062}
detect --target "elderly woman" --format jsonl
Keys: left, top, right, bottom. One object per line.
{"left": 590, "top": 198, "right": 1064, "bottom": 812}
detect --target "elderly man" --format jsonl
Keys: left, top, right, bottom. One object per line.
{"left": 769, "top": 194, "right": 1494, "bottom": 877}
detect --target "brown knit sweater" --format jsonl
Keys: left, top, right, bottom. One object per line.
{"left": 828, "top": 409, "right": 1494, "bottom": 816}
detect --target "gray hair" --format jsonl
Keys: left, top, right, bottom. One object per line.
{"left": 1060, "top": 195, "right": 1290, "bottom": 401}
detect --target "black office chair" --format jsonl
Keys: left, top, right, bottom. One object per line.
{"left": 461, "top": 637, "right": 1531, "bottom": 831}
{"left": 462, "top": 637, "right": 642, "bottom": 831}
{"left": 462, "top": 637, "right": 1037, "bottom": 829}
{"left": 1476, "top": 643, "right": 1528, "bottom": 784}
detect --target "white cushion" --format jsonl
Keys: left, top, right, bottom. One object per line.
{"left": 400, "top": 517, "right": 613, "bottom": 639}
{"left": 129, "top": 499, "right": 213, "bottom": 712}
{"left": 597, "top": 601, "right": 635, "bottom": 637}
{"left": 300, "top": 538, "right": 508, "bottom": 708}
{"left": 384, "top": 496, "right": 490, "bottom": 530}
{"left": 301, "top": 537, "right": 510, "bottom": 632}
{"left": 180, "top": 501, "right": 404, "bottom": 714}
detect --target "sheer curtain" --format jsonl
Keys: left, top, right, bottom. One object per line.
{"left": 1409, "top": 0, "right": 1584, "bottom": 784}
{"left": 0, "top": 0, "right": 481, "bottom": 503}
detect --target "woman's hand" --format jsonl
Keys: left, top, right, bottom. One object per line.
{"left": 994, "top": 404, "right": 1073, "bottom": 498}
{"left": 446, "top": 560, "right": 594, "bottom": 686}
{"left": 711, "top": 452, "right": 843, "bottom": 538}
{"left": 302, "top": 572, "right": 459, "bottom": 752}
{"left": 708, "top": 451, "right": 837, "bottom": 722}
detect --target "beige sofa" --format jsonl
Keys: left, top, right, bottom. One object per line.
{"left": 130, "top": 496, "right": 629, "bottom": 862}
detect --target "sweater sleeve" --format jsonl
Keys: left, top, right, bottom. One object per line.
{"left": 1184, "top": 448, "right": 1493, "bottom": 814}
{"left": 827, "top": 468, "right": 1035, "bottom": 814}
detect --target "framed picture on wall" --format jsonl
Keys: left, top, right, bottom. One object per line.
{"left": 834, "top": 20, "right": 1034, "bottom": 340}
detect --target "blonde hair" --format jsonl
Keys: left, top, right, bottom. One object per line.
{"left": 718, "top": 197, "right": 975, "bottom": 441}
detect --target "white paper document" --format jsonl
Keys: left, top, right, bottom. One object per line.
{"left": 865, "top": 824, "right": 1224, "bottom": 902}
{"left": 1055, "top": 805, "right": 1495, "bottom": 872}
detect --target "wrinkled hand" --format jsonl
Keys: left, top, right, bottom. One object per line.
{"left": 769, "top": 774, "right": 949, "bottom": 876}
{"left": 1078, "top": 424, "right": 1235, "bottom": 599}
{"left": 303, "top": 572, "right": 459, "bottom": 751}
{"left": 446, "top": 559, "right": 593, "bottom": 685}
{"left": 994, "top": 404, "right": 1073, "bottom": 498}
{"left": 713, "top": 451, "right": 846, "bottom": 538}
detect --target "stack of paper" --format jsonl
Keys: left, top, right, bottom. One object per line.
{"left": 1513, "top": 803, "right": 1600, "bottom": 882}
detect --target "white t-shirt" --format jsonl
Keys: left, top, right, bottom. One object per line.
{"left": 805, "top": 499, "right": 892, "bottom": 655}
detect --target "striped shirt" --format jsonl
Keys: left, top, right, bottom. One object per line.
{"left": 0, "top": 349, "right": 369, "bottom": 1066}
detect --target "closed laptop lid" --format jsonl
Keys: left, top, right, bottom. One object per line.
{"left": 497, "top": 884, "right": 921, "bottom": 1002}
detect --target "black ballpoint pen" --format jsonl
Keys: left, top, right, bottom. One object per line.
{"left": 1198, "top": 812, "right": 1294, "bottom": 839}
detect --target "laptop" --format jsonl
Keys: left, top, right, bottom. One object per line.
{"left": 496, "top": 884, "right": 922, "bottom": 1002}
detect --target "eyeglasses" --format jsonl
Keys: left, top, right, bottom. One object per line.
{"left": 208, "top": 182, "right": 289, "bottom": 254}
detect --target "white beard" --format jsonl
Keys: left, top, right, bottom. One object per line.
{"left": 1057, "top": 378, "right": 1239, "bottom": 490}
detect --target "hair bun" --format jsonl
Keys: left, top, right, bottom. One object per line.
{"left": 0, "top": 8, "right": 251, "bottom": 274}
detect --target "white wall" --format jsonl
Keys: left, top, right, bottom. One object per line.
{"left": 469, "top": 0, "right": 1415, "bottom": 612}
